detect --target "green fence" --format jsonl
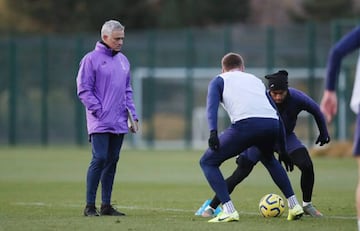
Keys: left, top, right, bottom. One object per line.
{"left": 0, "top": 21, "right": 358, "bottom": 148}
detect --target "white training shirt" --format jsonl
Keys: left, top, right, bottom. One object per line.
{"left": 219, "top": 71, "right": 278, "bottom": 123}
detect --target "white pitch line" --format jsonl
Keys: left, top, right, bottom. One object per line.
{"left": 13, "top": 202, "right": 356, "bottom": 220}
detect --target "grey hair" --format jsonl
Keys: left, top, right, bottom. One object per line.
{"left": 101, "top": 20, "right": 124, "bottom": 37}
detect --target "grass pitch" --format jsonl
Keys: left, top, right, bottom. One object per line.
{"left": 0, "top": 146, "right": 357, "bottom": 231}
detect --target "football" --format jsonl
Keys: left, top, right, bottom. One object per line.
{"left": 259, "top": 193, "right": 285, "bottom": 217}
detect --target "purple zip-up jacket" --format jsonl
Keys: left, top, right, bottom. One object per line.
{"left": 76, "top": 41, "right": 138, "bottom": 135}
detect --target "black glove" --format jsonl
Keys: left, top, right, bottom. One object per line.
{"left": 315, "top": 133, "right": 330, "bottom": 146}
{"left": 208, "top": 130, "right": 220, "bottom": 151}
{"left": 278, "top": 152, "right": 294, "bottom": 172}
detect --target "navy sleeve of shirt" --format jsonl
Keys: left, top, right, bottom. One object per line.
{"left": 207, "top": 76, "right": 224, "bottom": 131}
{"left": 326, "top": 26, "right": 360, "bottom": 91}
{"left": 290, "top": 89, "right": 329, "bottom": 136}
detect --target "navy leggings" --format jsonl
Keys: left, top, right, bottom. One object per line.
{"left": 200, "top": 118, "right": 284, "bottom": 204}
{"left": 86, "top": 133, "right": 124, "bottom": 205}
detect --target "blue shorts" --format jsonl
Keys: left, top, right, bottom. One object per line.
{"left": 238, "top": 132, "right": 305, "bottom": 164}
{"left": 354, "top": 112, "right": 360, "bottom": 155}
{"left": 284, "top": 132, "right": 306, "bottom": 154}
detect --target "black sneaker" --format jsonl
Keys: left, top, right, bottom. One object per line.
{"left": 100, "top": 204, "right": 126, "bottom": 216}
{"left": 83, "top": 204, "right": 100, "bottom": 216}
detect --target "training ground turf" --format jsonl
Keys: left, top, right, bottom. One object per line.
{"left": 0, "top": 146, "right": 357, "bottom": 231}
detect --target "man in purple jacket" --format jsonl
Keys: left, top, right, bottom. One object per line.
{"left": 76, "top": 20, "right": 138, "bottom": 217}
{"left": 200, "top": 70, "right": 330, "bottom": 219}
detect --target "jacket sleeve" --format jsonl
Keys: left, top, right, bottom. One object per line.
{"left": 76, "top": 55, "right": 102, "bottom": 118}
{"left": 125, "top": 70, "right": 138, "bottom": 121}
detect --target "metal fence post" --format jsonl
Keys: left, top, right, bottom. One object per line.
{"left": 307, "top": 22, "right": 316, "bottom": 143}
{"left": 266, "top": 26, "right": 274, "bottom": 73}
{"left": 9, "top": 37, "right": 17, "bottom": 146}
{"left": 74, "top": 36, "right": 85, "bottom": 145}
{"left": 222, "top": 25, "right": 232, "bottom": 128}
{"left": 185, "top": 28, "right": 194, "bottom": 148}
{"left": 145, "top": 30, "right": 156, "bottom": 147}
{"left": 223, "top": 25, "right": 232, "bottom": 53}
{"left": 41, "top": 36, "right": 49, "bottom": 145}
{"left": 331, "top": 21, "right": 342, "bottom": 140}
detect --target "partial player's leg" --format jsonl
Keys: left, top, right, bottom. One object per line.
{"left": 84, "top": 133, "right": 111, "bottom": 216}
{"left": 100, "top": 133, "right": 126, "bottom": 216}
{"left": 356, "top": 157, "right": 360, "bottom": 231}
{"left": 257, "top": 131, "right": 304, "bottom": 221}
{"left": 290, "top": 147, "right": 322, "bottom": 217}
{"left": 202, "top": 151, "right": 258, "bottom": 217}
{"left": 200, "top": 126, "right": 248, "bottom": 222}
{"left": 199, "top": 127, "right": 245, "bottom": 206}
{"left": 261, "top": 155, "right": 294, "bottom": 198}
{"left": 201, "top": 120, "right": 273, "bottom": 222}
{"left": 353, "top": 112, "right": 360, "bottom": 231}
{"left": 260, "top": 153, "right": 303, "bottom": 220}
